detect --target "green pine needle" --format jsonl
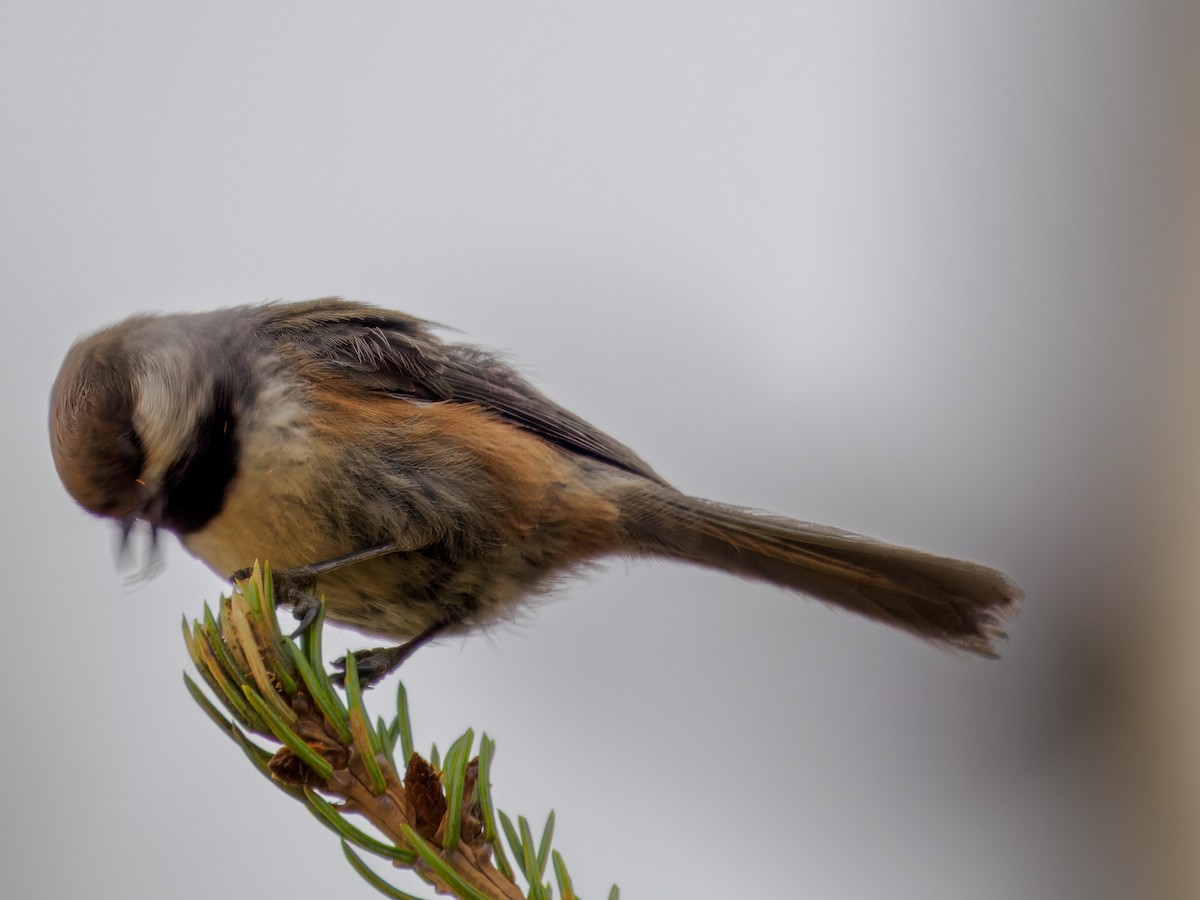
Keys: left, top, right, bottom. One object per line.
{"left": 182, "top": 563, "right": 618, "bottom": 900}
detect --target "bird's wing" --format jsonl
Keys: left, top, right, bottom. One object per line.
{"left": 256, "top": 298, "right": 668, "bottom": 484}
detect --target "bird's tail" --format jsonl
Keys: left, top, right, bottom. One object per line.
{"left": 619, "top": 487, "right": 1021, "bottom": 655}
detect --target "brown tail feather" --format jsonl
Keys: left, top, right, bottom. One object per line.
{"left": 620, "top": 488, "right": 1021, "bottom": 655}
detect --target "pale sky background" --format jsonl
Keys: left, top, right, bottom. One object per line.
{"left": 3, "top": 3, "right": 1198, "bottom": 899}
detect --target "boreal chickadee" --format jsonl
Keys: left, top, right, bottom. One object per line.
{"left": 50, "top": 297, "right": 1021, "bottom": 682}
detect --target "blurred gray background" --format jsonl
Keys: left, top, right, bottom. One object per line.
{"left": 3, "top": 2, "right": 1199, "bottom": 898}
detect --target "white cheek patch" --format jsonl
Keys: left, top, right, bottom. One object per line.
{"left": 133, "top": 345, "right": 214, "bottom": 483}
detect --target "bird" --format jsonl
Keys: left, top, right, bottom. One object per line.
{"left": 49, "top": 297, "right": 1020, "bottom": 683}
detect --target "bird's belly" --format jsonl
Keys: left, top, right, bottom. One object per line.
{"left": 181, "top": 458, "right": 624, "bottom": 643}
{"left": 180, "top": 392, "right": 630, "bottom": 642}
{"left": 185, "top": 507, "right": 594, "bottom": 642}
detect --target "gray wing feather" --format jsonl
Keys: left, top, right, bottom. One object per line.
{"left": 255, "top": 298, "right": 667, "bottom": 485}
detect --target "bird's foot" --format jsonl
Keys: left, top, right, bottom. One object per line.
{"left": 331, "top": 622, "right": 450, "bottom": 689}
{"left": 230, "top": 563, "right": 323, "bottom": 638}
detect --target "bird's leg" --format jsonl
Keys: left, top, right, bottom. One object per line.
{"left": 230, "top": 541, "right": 407, "bottom": 636}
{"left": 332, "top": 620, "right": 451, "bottom": 689}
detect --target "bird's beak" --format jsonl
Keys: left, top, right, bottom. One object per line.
{"left": 115, "top": 485, "right": 163, "bottom": 575}
{"left": 118, "top": 515, "right": 137, "bottom": 564}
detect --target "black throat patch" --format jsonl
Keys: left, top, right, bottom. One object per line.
{"left": 160, "top": 382, "right": 242, "bottom": 534}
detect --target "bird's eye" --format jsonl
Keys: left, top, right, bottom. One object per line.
{"left": 119, "top": 426, "right": 142, "bottom": 457}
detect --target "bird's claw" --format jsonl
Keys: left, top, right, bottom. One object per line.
{"left": 331, "top": 647, "right": 401, "bottom": 689}
{"left": 229, "top": 564, "right": 322, "bottom": 638}
{"left": 289, "top": 594, "right": 322, "bottom": 639}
